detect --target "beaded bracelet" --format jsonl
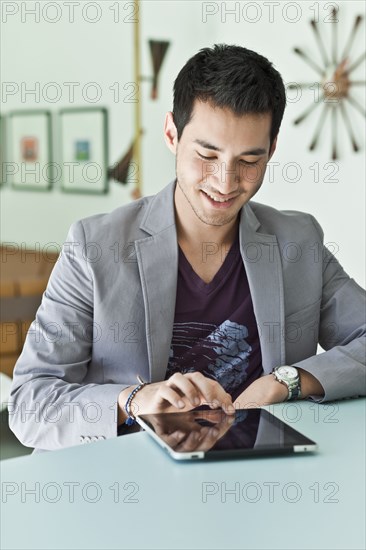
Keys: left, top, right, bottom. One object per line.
{"left": 124, "top": 375, "right": 148, "bottom": 425}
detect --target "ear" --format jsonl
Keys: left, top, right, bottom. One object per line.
{"left": 268, "top": 134, "right": 278, "bottom": 161}
{"left": 163, "top": 111, "right": 178, "bottom": 155}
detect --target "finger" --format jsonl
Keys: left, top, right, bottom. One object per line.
{"left": 166, "top": 373, "right": 202, "bottom": 407}
{"left": 156, "top": 385, "right": 191, "bottom": 409}
{"left": 224, "top": 402, "right": 236, "bottom": 415}
{"left": 184, "top": 372, "right": 235, "bottom": 414}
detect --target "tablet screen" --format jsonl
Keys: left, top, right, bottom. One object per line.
{"left": 137, "top": 408, "right": 317, "bottom": 458}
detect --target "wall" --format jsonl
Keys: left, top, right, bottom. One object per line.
{"left": 1, "top": 0, "right": 365, "bottom": 286}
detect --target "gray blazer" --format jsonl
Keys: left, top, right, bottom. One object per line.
{"left": 8, "top": 179, "right": 366, "bottom": 451}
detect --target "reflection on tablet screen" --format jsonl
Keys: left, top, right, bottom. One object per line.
{"left": 139, "top": 408, "right": 316, "bottom": 455}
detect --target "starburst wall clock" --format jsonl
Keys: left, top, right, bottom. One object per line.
{"left": 289, "top": 6, "right": 365, "bottom": 160}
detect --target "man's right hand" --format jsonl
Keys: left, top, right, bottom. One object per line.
{"left": 117, "top": 372, "right": 235, "bottom": 425}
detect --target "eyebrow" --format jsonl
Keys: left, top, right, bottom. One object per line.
{"left": 194, "top": 139, "right": 266, "bottom": 156}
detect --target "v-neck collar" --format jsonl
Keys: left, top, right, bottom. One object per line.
{"left": 178, "top": 234, "right": 240, "bottom": 294}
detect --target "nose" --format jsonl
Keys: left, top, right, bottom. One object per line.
{"left": 215, "top": 160, "right": 240, "bottom": 195}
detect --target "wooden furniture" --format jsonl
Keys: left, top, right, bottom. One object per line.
{"left": 0, "top": 245, "right": 59, "bottom": 377}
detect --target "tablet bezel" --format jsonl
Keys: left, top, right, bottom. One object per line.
{"left": 136, "top": 408, "right": 318, "bottom": 461}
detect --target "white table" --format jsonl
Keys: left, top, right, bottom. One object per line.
{"left": 1, "top": 399, "right": 365, "bottom": 550}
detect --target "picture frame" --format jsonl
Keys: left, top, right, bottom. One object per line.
{"left": 59, "top": 107, "right": 109, "bottom": 194}
{"left": 7, "top": 110, "right": 53, "bottom": 191}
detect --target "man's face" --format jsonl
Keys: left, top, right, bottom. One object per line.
{"left": 165, "top": 99, "right": 276, "bottom": 228}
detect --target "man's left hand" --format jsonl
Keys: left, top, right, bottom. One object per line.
{"left": 233, "top": 374, "right": 289, "bottom": 409}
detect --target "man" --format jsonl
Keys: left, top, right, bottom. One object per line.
{"left": 9, "top": 44, "right": 366, "bottom": 451}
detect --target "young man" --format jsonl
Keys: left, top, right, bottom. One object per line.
{"left": 9, "top": 44, "right": 366, "bottom": 451}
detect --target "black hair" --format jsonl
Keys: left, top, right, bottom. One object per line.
{"left": 172, "top": 43, "right": 287, "bottom": 148}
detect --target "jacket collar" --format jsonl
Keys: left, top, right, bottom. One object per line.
{"left": 139, "top": 177, "right": 264, "bottom": 237}
{"left": 139, "top": 178, "right": 177, "bottom": 235}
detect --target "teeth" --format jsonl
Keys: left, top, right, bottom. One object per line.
{"left": 204, "top": 191, "right": 231, "bottom": 203}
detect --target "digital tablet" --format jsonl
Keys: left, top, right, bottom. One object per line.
{"left": 136, "top": 407, "right": 318, "bottom": 461}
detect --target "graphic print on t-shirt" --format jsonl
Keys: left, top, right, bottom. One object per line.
{"left": 165, "top": 231, "right": 263, "bottom": 400}
{"left": 166, "top": 320, "right": 252, "bottom": 395}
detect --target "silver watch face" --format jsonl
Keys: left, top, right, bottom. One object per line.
{"left": 277, "top": 366, "right": 298, "bottom": 379}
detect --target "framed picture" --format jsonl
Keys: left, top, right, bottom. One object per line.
{"left": 59, "top": 107, "right": 108, "bottom": 194}
{"left": 7, "top": 110, "right": 53, "bottom": 190}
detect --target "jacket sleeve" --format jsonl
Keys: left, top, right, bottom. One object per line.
{"left": 8, "top": 220, "right": 129, "bottom": 450}
{"left": 293, "top": 215, "right": 366, "bottom": 403}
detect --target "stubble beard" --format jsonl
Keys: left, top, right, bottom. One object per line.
{"left": 176, "top": 174, "right": 239, "bottom": 227}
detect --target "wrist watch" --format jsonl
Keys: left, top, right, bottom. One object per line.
{"left": 272, "top": 366, "right": 301, "bottom": 401}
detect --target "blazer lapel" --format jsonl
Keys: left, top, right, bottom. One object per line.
{"left": 135, "top": 179, "right": 178, "bottom": 382}
{"left": 238, "top": 203, "right": 286, "bottom": 373}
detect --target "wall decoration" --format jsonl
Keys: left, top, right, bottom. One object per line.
{"left": 74, "top": 140, "right": 90, "bottom": 162}
{"left": 59, "top": 107, "right": 108, "bottom": 194}
{"left": 21, "top": 137, "right": 39, "bottom": 162}
{"left": 289, "top": 8, "right": 365, "bottom": 159}
{"left": 7, "top": 110, "right": 52, "bottom": 190}
{"left": 108, "top": 0, "right": 170, "bottom": 199}
{"left": 148, "top": 39, "right": 171, "bottom": 100}
{"left": 107, "top": 129, "right": 143, "bottom": 193}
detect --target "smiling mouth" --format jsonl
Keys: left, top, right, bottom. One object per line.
{"left": 201, "top": 189, "right": 238, "bottom": 203}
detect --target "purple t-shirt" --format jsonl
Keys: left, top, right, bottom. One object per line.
{"left": 165, "top": 233, "right": 263, "bottom": 401}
